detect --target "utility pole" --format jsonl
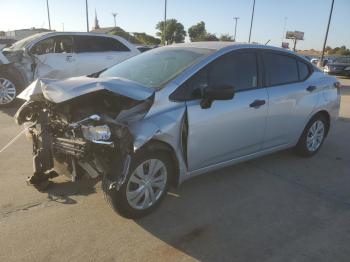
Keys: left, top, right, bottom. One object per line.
{"left": 248, "top": 0, "right": 256, "bottom": 43}
{"left": 112, "top": 13, "right": 118, "bottom": 28}
{"left": 233, "top": 17, "right": 239, "bottom": 42}
{"left": 281, "top": 17, "right": 287, "bottom": 43}
{"left": 62, "top": 23, "right": 64, "bottom": 31}
{"left": 320, "top": 0, "right": 335, "bottom": 65}
{"left": 85, "top": 0, "right": 89, "bottom": 32}
{"left": 46, "top": 0, "right": 51, "bottom": 30}
{"left": 163, "top": 0, "right": 167, "bottom": 45}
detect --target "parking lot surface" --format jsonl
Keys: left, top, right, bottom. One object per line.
{"left": 0, "top": 78, "right": 349, "bottom": 262}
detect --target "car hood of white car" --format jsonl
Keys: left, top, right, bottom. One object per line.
{"left": 17, "top": 76, "right": 155, "bottom": 103}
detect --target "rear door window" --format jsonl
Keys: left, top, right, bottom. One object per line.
{"left": 209, "top": 52, "right": 258, "bottom": 92}
{"left": 298, "top": 61, "right": 310, "bottom": 80}
{"left": 264, "top": 52, "right": 299, "bottom": 86}
{"left": 74, "top": 36, "right": 130, "bottom": 53}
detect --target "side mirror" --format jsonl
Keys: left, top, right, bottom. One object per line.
{"left": 200, "top": 84, "right": 235, "bottom": 109}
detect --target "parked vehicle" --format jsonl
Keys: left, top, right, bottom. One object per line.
{"left": 0, "top": 32, "right": 140, "bottom": 106}
{"left": 15, "top": 42, "right": 340, "bottom": 218}
{"left": 324, "top": 58, "right": 350, "bottom": 77}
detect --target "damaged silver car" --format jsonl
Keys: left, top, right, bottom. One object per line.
{"left": 0, "top": 32, "right": 139, "bottom": 106}
{"left": 15, "top": 42, "right": 340, "bottom": 218}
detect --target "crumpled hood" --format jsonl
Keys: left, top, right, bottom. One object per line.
{"left": 17, "top": 76, "right": 155, "bottom": 103}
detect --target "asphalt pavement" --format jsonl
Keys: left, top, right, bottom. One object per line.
{"left": 0, "top": 77, "right": 349, "bottom": 262}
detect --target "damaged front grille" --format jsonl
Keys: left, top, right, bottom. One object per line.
{"left": 53, "top": 137, "right": 88, "bottom": 158}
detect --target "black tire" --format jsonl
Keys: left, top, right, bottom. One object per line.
{"left": 294, "top": 114, "right": 328, "bottom": 157}
{"left": 0, "top": 67, "right": 25, "bottom": 107}
{"left": 102, "top": 150, "right": 174, "bottom": 219}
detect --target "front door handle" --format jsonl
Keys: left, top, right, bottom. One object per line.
{"left": 306, "top": 85, "right": 317, "bottom": 92}
{"left": 249, "top": 99, "right": 266, "bottom": 108}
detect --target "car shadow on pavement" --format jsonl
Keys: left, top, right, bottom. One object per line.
{"left": 0, "top": 106, "right": 18, "bottom": 117}
{"left": 134, "top": 145, "right": 350, "bottom": 262}
{"left": 45, "top": 177, "right": 100, "bottom": 205}
{"left": 133, "top": 155, "right": 295, "bottom": 262}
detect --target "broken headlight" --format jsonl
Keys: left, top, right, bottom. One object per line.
{"left": 81, "top": 125, "right": 111, "bottom": 141}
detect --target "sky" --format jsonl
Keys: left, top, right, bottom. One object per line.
{"left": 0, "top": 0, "right": 349, "bottom": 50}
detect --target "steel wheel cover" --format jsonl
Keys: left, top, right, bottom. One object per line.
{"left": 0, "top": 78, "right": 16, "bottom": 105}
{"left": 126, "top": 159, "right": 167, "bottom": 210}
{"left": 306, "top": 120, "right": 325, "bottom": 152}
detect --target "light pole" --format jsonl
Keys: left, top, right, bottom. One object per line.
{"left": 46, "top": 0, "right": 51, "bottom": 30}
{"left": 112, "top": 13, "right": 118, "bottom": 28}
{"left": 85, "top": 0, "right": 89, "bottom": 32}
{"left": 248, "top": 0, "right": 256, "bottom": 43}
{"left": 281, "top": 17, "right": 287, "bottom": 43}
{"left": 233, "top": 17, "right": 239, "bottom": 42}
{"left": 163, "top": 0, "right": 167, "bottom": 45}
{"left": 320, "top": 0, "right": 335, "bottom": 65}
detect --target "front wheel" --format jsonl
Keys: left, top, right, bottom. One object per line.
{"left": 102, "top": 150, "right": 173, "bottom": 219}
{"left": 294, "top": 114, "right": 328, "bottom": 157}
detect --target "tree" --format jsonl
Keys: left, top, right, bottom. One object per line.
{"left": 203, "top": 33, "right": 219, "bottom": 41}
{"left": 188, "top": 21, "right": 206, "bottom": 42}
{"left": 108, "top": 27, "right": 161, "bottom": 45}
{"left": 133, "top": 33, "right": 161, "bottom": 45}
{"left": 156, "top": 19, "right": 186, "bottom": 44}
{"left": 188, "top": 21, "right": 219, "bottom": 42}
{"left": 219, "top": 34, "right": 233, "bottom": 42}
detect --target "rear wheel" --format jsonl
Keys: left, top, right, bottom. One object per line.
{"left": 295, "top": 114, "right": 328, "bottom": 157}
{"left": 102, "top": 150, "right": 173, "bottom": 219}
{"left": 0, "top": 70, "right": 24, "bottom": 107}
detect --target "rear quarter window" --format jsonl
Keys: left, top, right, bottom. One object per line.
{"left": 298, "top": 61, "right": 311, "bottom": 80}
{"left": 264, "top": 52, "right": 299, "bottom": 86}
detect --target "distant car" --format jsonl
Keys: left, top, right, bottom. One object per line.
{"left": 15, "top": 42, "right": 340, "bottom": 218}
{"left": 0, "top": 32, "right": 140, "bottom": 106}
{"left": 324, "top": 58, "right": 350, "bottom": 77}
{"left": 310, "top": 58, "right": 319, "bottom": 65}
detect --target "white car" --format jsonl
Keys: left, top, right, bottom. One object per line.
{"left": 0, "top": 32, "right": 140, "bottom": 106}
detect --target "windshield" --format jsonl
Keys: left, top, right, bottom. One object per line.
{"left": 6, "top": 33, "right": 49, "bottom": 51}
{"left": 100, "top": 46, "right": 214, "bottom": 89}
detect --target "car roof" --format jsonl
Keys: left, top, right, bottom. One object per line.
{"left": 170, "top": 41, "right": 307, "bottom": 60}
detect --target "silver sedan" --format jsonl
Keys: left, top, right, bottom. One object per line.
{"left": 15, "top": 42, "right": 341, "bottom": 218}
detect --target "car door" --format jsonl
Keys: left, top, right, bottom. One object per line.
{"left": 184, "top": 50, "right": 268, "bottom": 172}
{"left": 31, "top": 35, "right": 78, "bottom": 79}
{"left": 74, "top": 35, "right": 133, "bottom": 76}
{"left": 262, "top": 51, "right": 318, "bottom": 149}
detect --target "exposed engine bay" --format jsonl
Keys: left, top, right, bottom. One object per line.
{"left": 15, "top": 77, "right": 154, "bottom": 190}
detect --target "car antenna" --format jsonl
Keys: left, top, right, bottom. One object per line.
{"left": 265, "top": 39, "right": 271, "bottom": 45}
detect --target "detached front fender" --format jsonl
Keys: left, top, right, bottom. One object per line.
{"left": 128, "top": 105, "right": 188, "bottom": 185}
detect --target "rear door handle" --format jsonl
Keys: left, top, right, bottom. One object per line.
{"left": 249, "top": 99, "right": 266, "bottom": 108}
{"left": 306, "top": 85, "right": 317, "bottom": 92}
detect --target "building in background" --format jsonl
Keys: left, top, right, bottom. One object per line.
{"left": 4, "top": 28, "right": 51, "bottom": 40}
